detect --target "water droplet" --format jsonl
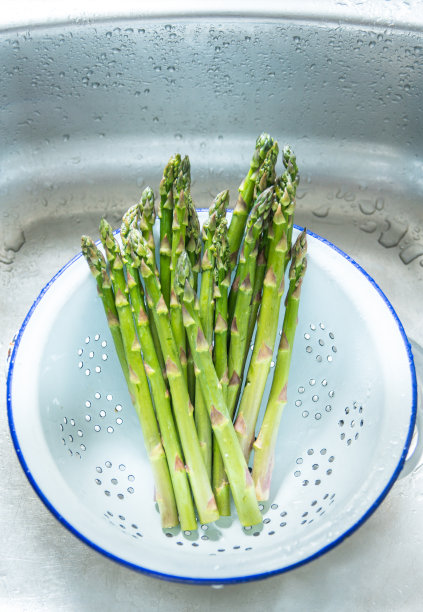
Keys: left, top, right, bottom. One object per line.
{"left": 3, "top": 227, "right": 25, "bottom": 253}
{"left": 379, "top": 219, "right": 408, "bottom": 248}
{"left": 360, "top": 221, "right": 378, "bottom": 233}
{"left": 359, "top": 199, "right": 376, "bottom": 215}
{"left": 312, "top": 206, "right": 330, "bottom": 218}
{"left": 399, "top": 244, "right": 423, "bottom": 264}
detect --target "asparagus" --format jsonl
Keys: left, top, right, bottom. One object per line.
{"left": 139, "top": 186, "right": 157, "bottom": 256}
{"left": 129, "top": 229, "right": 219, "bottom": 525}
{"left": 159, "top": 155, "right": 180, "bottom": 307}
{"left": 253, "top": 232, "right": 307, "bottom": 500}
{"left": 81, "top": 236, "right": 129, "bottom": 385}
{"left": 282, "top": 146, "right": 300, "bottom": 255}
{"left": 186, "top": 195, "right": 202, "bottom": 292}
{"left": 121, "top": 204, "right": 165, "bottom": 375}
{"left": 243, "top": 241, "right": 268, "bottom": 373}
{"left": 227, "top": 187, "right": 275, "bottom": 421}
{"left": 185, "top": 195, "right": 202, "bottom": 405}
{"left": 176, "top": 253, "right": 262, "bottom": 527}
{"left": 234, "top": 176, "right": 295, "bottom": 461}
{"left": 227, "top": 133, "right": 275, "bottom": 268}
{"left": 195, "top": 190, "right": 229, "bottom": 479}
{"left": 122, "top": 236, "right": 197, "bottom": 531}
{"left": 227, "top": 142, "right": 278, "bottom": 324}
{"left": 98, "top": 219, "right": 178, "bottom": 528}
{"left": 242, "top": 177, "right": 280, "bottom": 374}
{"left": 169, "top": 158, "right": 190, "bottom": 384}
{"left": 210, "top": 220, "right": 231, "bottom": 514}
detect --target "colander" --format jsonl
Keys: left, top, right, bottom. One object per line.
{"left": 6, "top": 214, "right": 417, "bottom": 585}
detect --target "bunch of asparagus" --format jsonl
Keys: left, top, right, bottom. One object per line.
{"left": 81, "top": 134, "right": 307, "bottom": 531}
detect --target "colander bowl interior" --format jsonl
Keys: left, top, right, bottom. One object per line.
{"left": 7, "top": 220, "right": 416, "bottom": 584}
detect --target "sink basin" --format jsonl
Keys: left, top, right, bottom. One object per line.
{"left": 1, "top": 1, "right": 423, "bottom": 605}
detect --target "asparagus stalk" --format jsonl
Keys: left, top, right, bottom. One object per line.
{"left": 227, "top": 187, "right": 275, "bottom": 421}
{"left": 186, "top": 194, "right": 202, "bottom": 292}
{"left": 243, "top": 242, "right": 268, "bottom": 372}
{"left": 227, "top": 142, "right": 278, "bottom": 324}
{"left": 242, "top": 183, "right": 279, "bottom": 374}
{"left": 234, "top": 177, "right": 295, "bottom": 461}
{"left": 253, "top": 232, "right": 307, "bottom": 500}
{"left": 81, "top": 236, "right": 129, "bottom": 384}
{"left": 169, "top": 158, "right": 190, "bottom": 383}
{"left": 171, "top": 156, "right": 190, "bottom": 289}
{"left": 121, "top": 237, "right": 197, "bottom": 531}
{"left": 227, "top": 133, "right": 275, "bottom": 268}
{"left": 129, "top": 229, "right": 219, "bottom": 525}
{"left": 195, "top": 190, "right": 228, "bottom": 479}
{"left": 176, "top": 253, "right": 262, "bottom": 527}
{"left": 211, "top": 221, "right": 231, "bottom": 515}
{"left": 185, "top": 195, "right": 202, "bottom": 405}
{"left": 121, "top": 204, "right": 165, "bottom": 375}
{"left": 282, "top": 146, "right": 300, "bottom": 255}
{"left": 99, "top": 219, "right": 178, "bottom": 528}
{"left": 159, "top": 155, "right": 180, "bottom": 307}
{"left": 139, "top": 186, "right": 157, "bottom": 257}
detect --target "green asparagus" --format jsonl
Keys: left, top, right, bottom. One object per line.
{"left": 234, "top": 176, "right": 295, "bottom": 461}
{"left": 176, "top": 252, "right": 262, "bottom": 527}
{"left": 227, "top": 133, "right": 275, "bottom": 268}
{"left": 253, "top": 231, "right": 307, "bottom": 500}
{"left": 129, "top": 229, "right": 219, "bottom": 525}
{"left": 195, "top": 190, "right": 228, "bottom": 479}
{"left": 159, "top": 155, "right": 180, "bottom": 307}
{"left": 98, "top": 219, "right": 178, "bottom": 528}
{"left": 210, "top": 220, "right": 231, "bottom": 515}
{"left": 122, "top": 235, "right": 197, "bottom": 531}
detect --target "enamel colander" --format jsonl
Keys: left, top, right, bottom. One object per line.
{"left": 6, "top": 216, "right": 417, "bottom": 584}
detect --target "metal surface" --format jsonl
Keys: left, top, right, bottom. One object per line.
{"left": 1, "top": 3, "right": 423, "bottom": 610}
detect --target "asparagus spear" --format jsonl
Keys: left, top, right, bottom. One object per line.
{"left": 243, "top": 241, "right": 268, "bottom": 372}
{"left": 210, "top": 220, "right": 231, "bottom": 514}
{"left": 121, "top": 204, "right": 165, "bottom": 375}
{"left": 253, "top": 232, "right": 307, "bottom": 500}
{"left": 282, "top": 146, "right": 300, "bottom": 255}
{"left": 243, "top": 161, "right": 297, "bottom": 364}
{"left": 176, "top": 252, "right": 262, "bottom": 527}
{"left": 129, "top": 229, "right": 219, "bottom": 525}
{"left": 227, "top": 187, "right": 275, "bottom": 421}
{"left": 159, "top": 155, "right": 180, "bottom": 308}
{"left": 169, "top": 158, "right": 190, "bottom": 383}
{"left": 234, "top": 177, "right": 295, "bottom": 461}
{"left": 121, "top": 237, "right": 197, "bottom": 531}
{"left": 171, "top": 156, "right": 190, "bottom": 289}
{"left": 227, "top": 142, "right": 279, "bottom": 324}
{"left": 185, "top": 195, "right": 202, "bottom": 405}
{"left": 99, "top": 219, "right": 178, "bottom": 528}
{"left": 139, "top": 186, "right": 157, "bottom": 256}
{"left": 81, "top": 236, "right": 129, "bottom": 385}
{"left": 227, "top": 133, "right": 275, "bottom": 268}
{"left": 195, "top": 190, "right": 229, "bottom": 479}
{"left": 186, "top": 194, "right": 202, "bottom": 293}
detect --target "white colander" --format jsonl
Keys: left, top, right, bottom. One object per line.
{"left": 7, "top": 216, "right": 417, "bottom": 584}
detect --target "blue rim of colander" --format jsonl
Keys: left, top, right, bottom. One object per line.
{"left": 6, "top": 222, "right": 418, "bottom": 585}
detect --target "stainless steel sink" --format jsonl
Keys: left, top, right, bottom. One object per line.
{"left": 1, "top": 4, "right": 423, "bottom": 609}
